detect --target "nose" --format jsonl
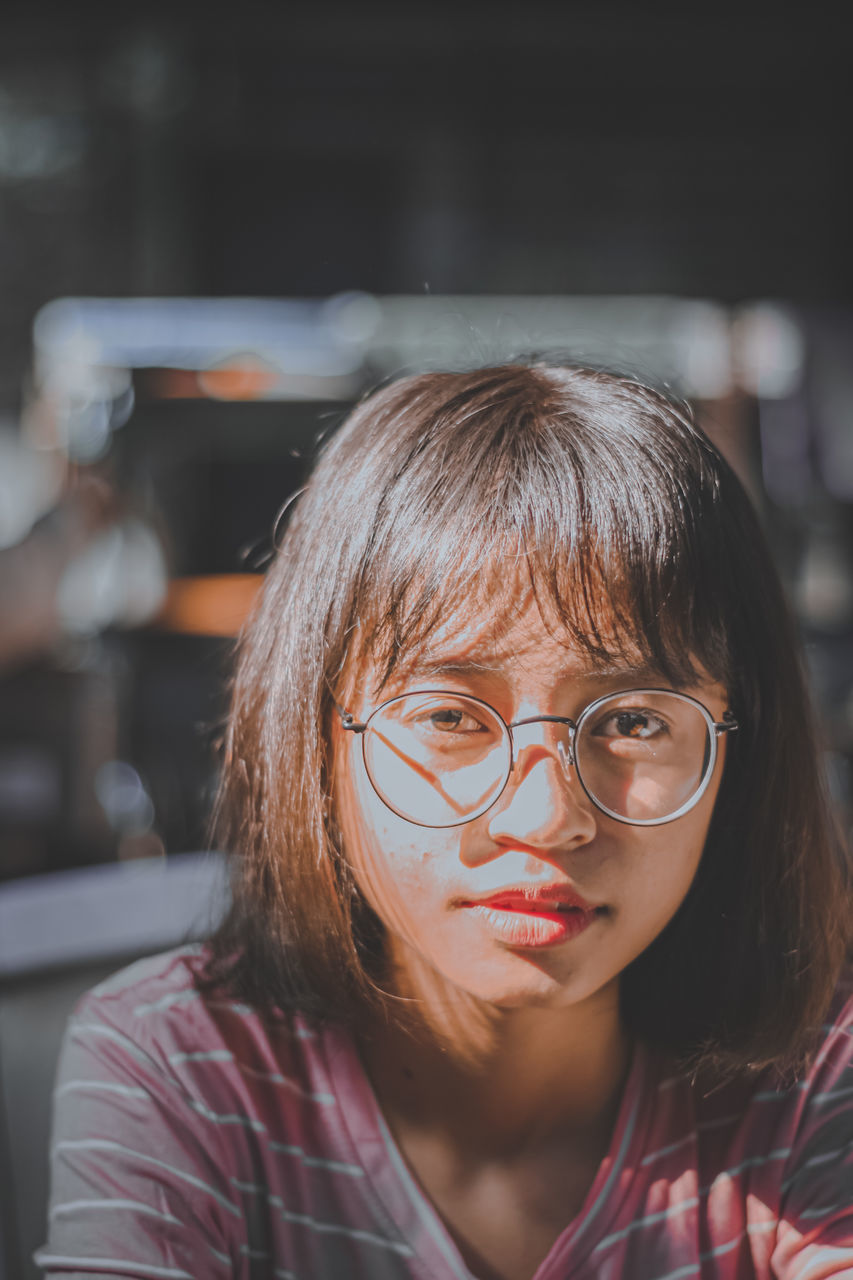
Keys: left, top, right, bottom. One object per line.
{"left": 486, "top": 726, "right": 597, "bottom": 851}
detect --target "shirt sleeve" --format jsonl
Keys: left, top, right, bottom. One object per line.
{"left": 34, "top": 991, "right": 241, "bottom": 1279}
{"left": 771, "top": 999, "right": 853, "bottom": 1279}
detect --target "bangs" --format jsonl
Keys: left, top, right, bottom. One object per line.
{"left": 337, "top": 378, "right": 734, "bottom": 695}
{"left": 211, "top": 361, "right": 850, "bottom": 1074}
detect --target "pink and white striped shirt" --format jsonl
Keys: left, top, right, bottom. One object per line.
{"left": 36, "top": 946, "right": 853, "bottom": 1279}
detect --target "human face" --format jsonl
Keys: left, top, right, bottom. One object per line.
{"left": 334, "top": 600, "right": 730, "bottom": 1014}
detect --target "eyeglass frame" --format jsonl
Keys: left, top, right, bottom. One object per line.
{"left": 337, "top": 687, "right": 739, "bottom": 829}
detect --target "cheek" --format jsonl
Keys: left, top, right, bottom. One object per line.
{"left": 638, "top": 836, "right": 704, "bottom": 910}
{"left": 620, "top": 796, "right": 716, "bottom": 931}
{"left": 335, "top": 740, "right": 449, "bottom": 946}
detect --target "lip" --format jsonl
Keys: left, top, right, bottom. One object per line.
{"left": 461, "top": 883, "right": 599, "bottom": 912}
{"left": 456, "top": 884, "right": 604, "bottom": 949}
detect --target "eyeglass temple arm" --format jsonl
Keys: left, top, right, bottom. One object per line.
{"left": 334, "top": 703, "right": 367, "bottom": 734}
{"left": 714, "top": 711, "right": 739, "bottom": 735}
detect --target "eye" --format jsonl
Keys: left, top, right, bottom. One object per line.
{"left": 416, "top": 706, "right": 486, "bottom": 734}
{"left": 593, "top": 708, "right": 669, "bottom": 740}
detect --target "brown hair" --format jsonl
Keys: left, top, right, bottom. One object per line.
{"left": 201, "top": 363, "right": 850, "bottom": 1077}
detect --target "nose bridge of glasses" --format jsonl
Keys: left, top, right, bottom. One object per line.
{"left": 508, "top": 715, "right": 576, "bottom": 777}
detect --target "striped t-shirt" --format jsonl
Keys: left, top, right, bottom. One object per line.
{"left": 36, "top": 946, "right": 853, "bottom": 1279}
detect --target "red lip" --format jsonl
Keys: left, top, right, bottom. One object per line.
{"left": 456, "top": 884, "right": 602, "bottom": 948}
{"left": 461, "top": 884, "right": 598, "bottom": 913}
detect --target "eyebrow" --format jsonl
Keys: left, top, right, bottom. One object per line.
{"left": 393, "top": 654, "right": 668, "bottom": 687}
{"left": 571, "top": 662, "right": 667, "bottom": 686}
{"left": 386, "top": 657, "right": 501, "bottom": 688}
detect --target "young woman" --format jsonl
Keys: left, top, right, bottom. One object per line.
{"left": 39, "top": 364, "right": 852, "bottom": 1279}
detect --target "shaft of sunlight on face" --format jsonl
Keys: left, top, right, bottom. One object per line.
{"left": 365, "top": 721, "right": 508, "bottom": 825}
{"left": 333, "top": 593, "right": 729, "bottom": 1023}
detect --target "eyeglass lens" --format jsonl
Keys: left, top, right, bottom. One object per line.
{"left": 361, "top": 691, "right": 715, "bottom": 828}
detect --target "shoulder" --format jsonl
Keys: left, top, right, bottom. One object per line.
{"left": 782, "top": 967, "right": 853, "bottom": 1143}
{"left": 759, "top": 972, "right": 853, "bottom": 1275}
{"left": 702, "top": 972, "right": 853, "bottom": 1219}
{"left": 53, "top": 944, "right": 350, "bottom": 1194}
{"left": 697, "top": 971, "right": 853, "bottom": 1134}
{"left": 590, "top": 1001, "right": 853, "bottom": 1280}
{"left": 640, "top": 973, "right": 853, "bottom": 1203}
{"left": 72, "top": 943, "right": 246, "bottom": 1058}
{"left": 768, "top": 968, "right": 853, "bottom": 1120}
{"left": 64, "top": 943, "right": 331, "bottom": 1108}
{"left": 80, "top": 941, "right": 211, "bottom": 1014}
{"left": 78, "top": 941, "right": 252, "bottom": 1026}
{"left": 42, "top": 948, "right": 388, "bottom": 1277}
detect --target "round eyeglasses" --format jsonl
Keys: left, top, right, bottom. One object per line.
{"left": 338, "top": 688, "right": 738, "bottom": 828}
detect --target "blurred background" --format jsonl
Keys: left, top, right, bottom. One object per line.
{"left": 1, "top": 6, "right": 853, "bottom": 1273}
{"left": 1, "top": 1, "right": 852, "bottom": 881}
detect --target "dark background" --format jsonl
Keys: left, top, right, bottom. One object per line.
{"left": 1, "top": 2, "right": 852, "bottom": 875}
{"left": 2, "top": 2, "right": 851, "bottom": 411}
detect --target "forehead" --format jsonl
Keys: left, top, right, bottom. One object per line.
{"left": 412, "top": 592, "right": 588, "bottom": 662}
{"left": 369, "top": 584, "right": 650, "bottom": 693}
{"left": 341, "top": 539, "right": 721, "bottom": 703}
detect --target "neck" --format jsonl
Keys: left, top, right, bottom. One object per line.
{"left": 359, "top": 960, "right": 631, "bottom": 1160}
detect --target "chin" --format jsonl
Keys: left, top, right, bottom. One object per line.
{"left": 441, "top": 952, "right": 611, "bottom": 1012}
